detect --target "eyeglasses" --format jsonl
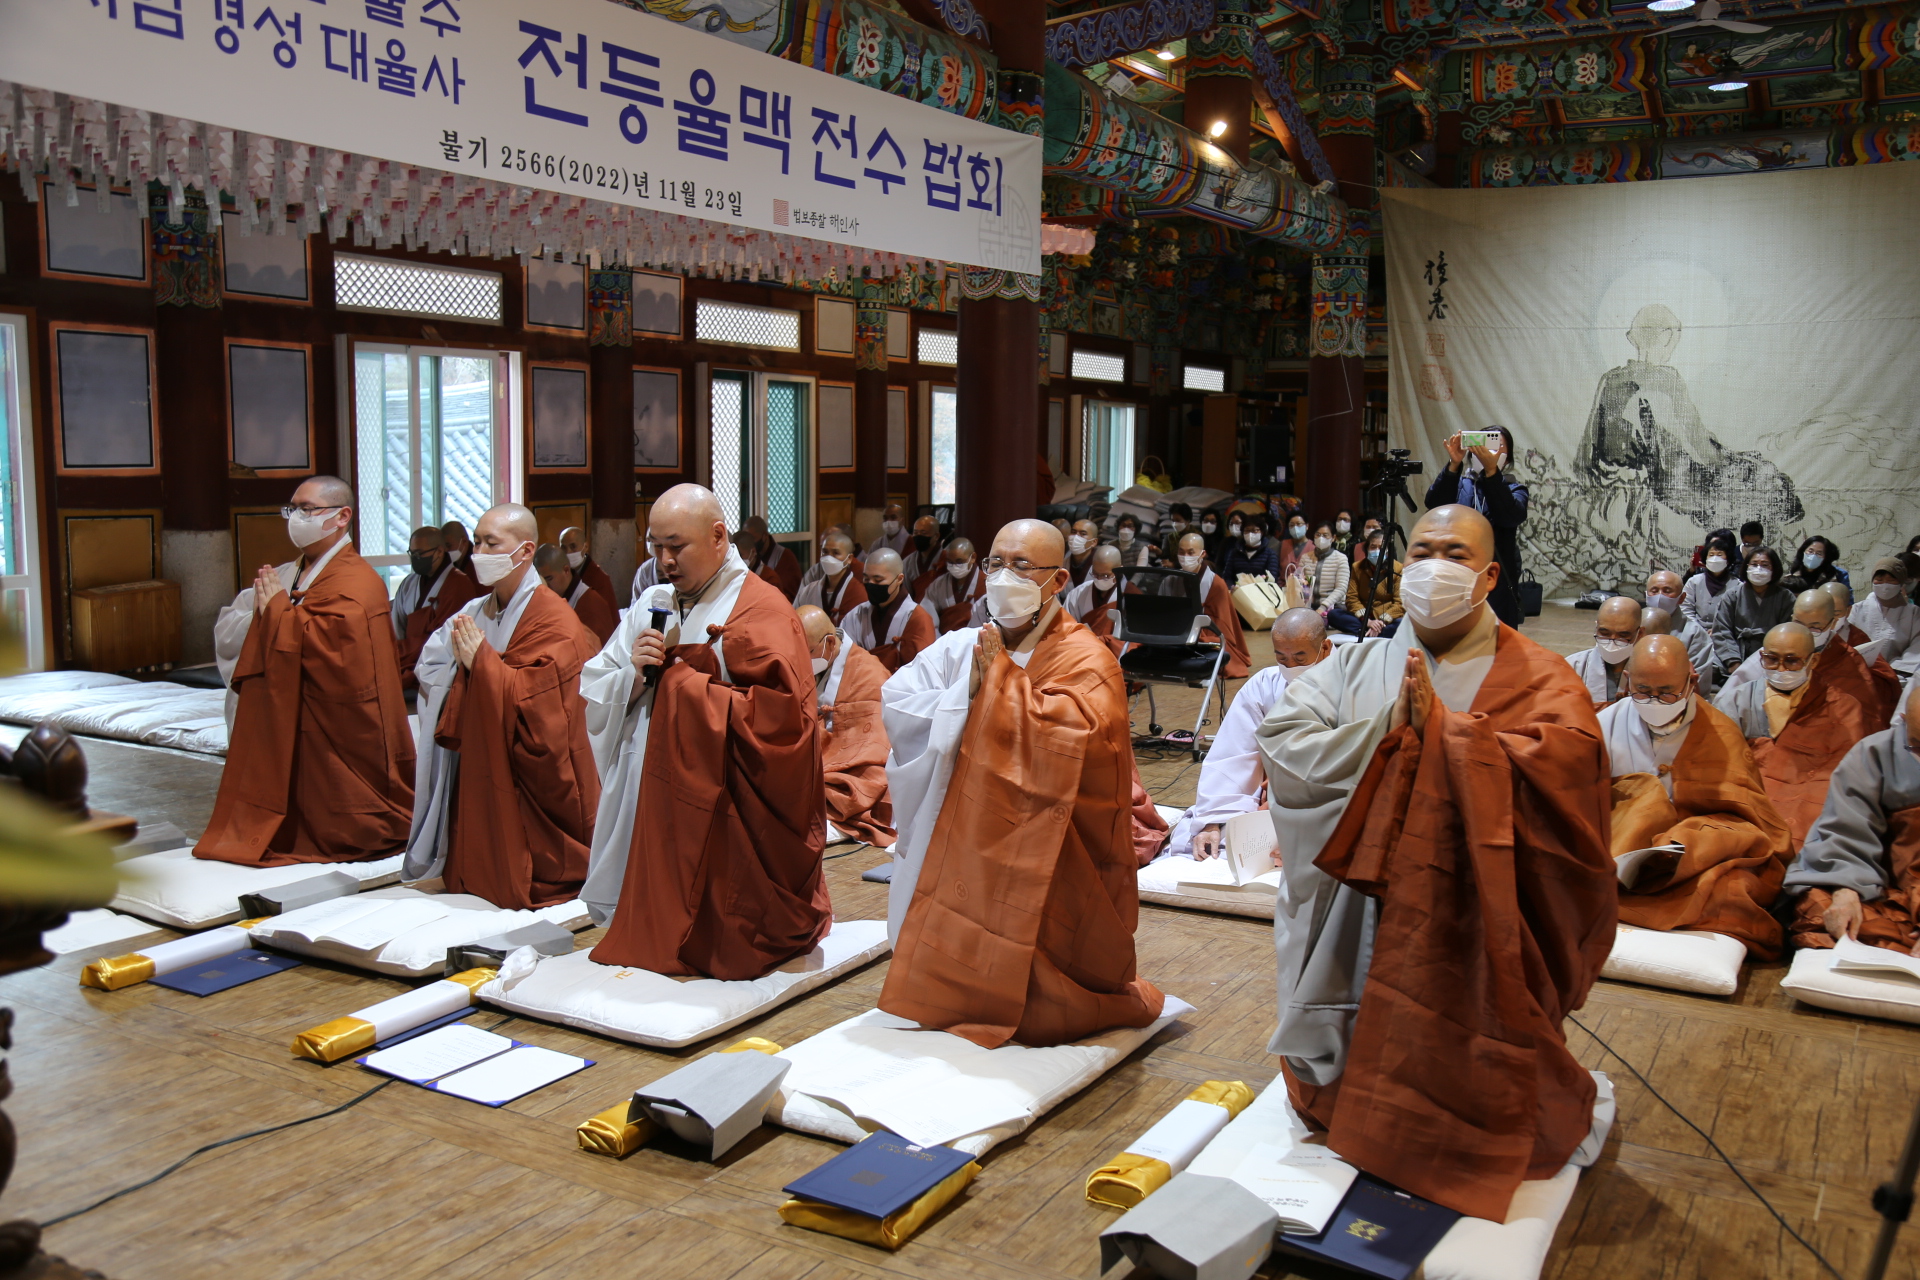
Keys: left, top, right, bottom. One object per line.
{"left": 1759, "top": 652, "right": 1810, "bottom": 671}
{"left": 281, "top": 504, "right": 343, "bottom": 519}
{"left": 982, "top": 557, "right": 1061, "bottom": 574}
{"left": 1629, "top": 689, "right": 1689, "bottom": 705}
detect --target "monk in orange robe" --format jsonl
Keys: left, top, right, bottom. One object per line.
{"left": 1598, "top": 636, "right": 1794, "bottom": 958}
{"left": 1176, "top": 532, "right": 1250, "bottom": 679}
{"left": 740, "top": 514, "right": 803, "bottom": 601}
{"left": 1713, "top": 618, "right": 1896, "bottom": 846}
{"left": 403, "top": 505, "right": 598, "bottom": 908}
{"left": 559, "top": 525, "right": 618, "bottom": 613}
{"left": 536, "top": 544, "right": 618, "bottom": 645}
{"left": 800, "top": 605, "right": 895, "bottom": 847}
{"left": 1257, "top": 505, "right": 1615, "bottom": 1222}
{"left": 196, "top": 477, "right": 416, "bottom": 866}
{"left": 391, "top": 525, "right": 483, "bottom": 692}
{"left": 878, "top": 519, "right": 1166, "bottom": 1048}
{"left": 580, "top": 484, "right": 831, "bottom": 980}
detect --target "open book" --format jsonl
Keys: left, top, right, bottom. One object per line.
{"left": 1221, "top": 810, "right": 1280, "bottom": 886}
{"left": 1831, "top": 936, "right": 1920, "bottom": 984}
{"left": 1228, "top": 1139, "right": 1359, "bottom": 1236}
{"left": 1613, "top": 843, "right": 1684, "bottom": 889}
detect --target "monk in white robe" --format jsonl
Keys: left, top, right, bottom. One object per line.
{"left": 793, "top": 530, "right": 864, "bottom": 625}
{"left": 919, "top": 538, "right": 986, "bottom": 636}
{"left": 841, "top": 548, "right": 935, "bottom": 673}
{"left": 1853, "top": 557, "right": 1920, "bottom": 678}
{"left": 1563, "top": 595, "right": 1640, "bottom": 708}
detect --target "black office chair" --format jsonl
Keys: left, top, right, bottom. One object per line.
{"left": 1113, "top": 566, "right": 1232, "bottom": 762}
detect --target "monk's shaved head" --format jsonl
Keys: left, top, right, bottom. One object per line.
{"left": 1824, "top": 579, "right": 1853, "bottom": 611}
{"left": 1628, "top": 634, "right": 1692, "bottom": 685}
{"left": 796, "top": 604, "right": 835, "bottom": 649}
{"left": 1272, "top": 608, "right": 1331, "bottom": 669}
{"left": 1645, "top": 570, "right": 1683, "bottom": 597}
{"left": 296, "top": 474, "right": 355, "bottom": 510}
{"left": 1765, "top": 621, "right": 1816, "bottom": 661}
{"left": 944, "top": 538, "right": 975, "bottom": 566}
{"left": 1597, "top": 596, "right": 1643, "bottom": 633}
{"left": 742, "top": 514, "right": 769, "bottom": 538}
{"left": 534, "top": 543, "right": 571, "bottom": 594}
{"left": 913, "top": 514, "right": 939, "bottom": 538}
{"left": 997, "top": 518, "right": 1067, "bottom": 567}
{"left": 1408, "top": 505, "right": 1495, "bottom": 567}
{"left": 559, "top": 526, "right": 587, "bottom": 556}
{"left": 865, "top": 547, "right": 904, "bottom": 582}
{"left": 1091, "top": 544, "right": 1123, "bottom": 574}
{"left": 1178, "top": 531, "right": 1205, "bottom": 556}
{"left": 1640, "top": 606, "right": 1675, "bottom": 636}
{"left": 988, "top": 519, "right": 1070, "bottom": 633}
{"left": 822, "top": 531, "right": 855, "bottom": 560}
{"left": 647, "top": 483, "right": 729, "bottom": 593}
{"left": 1793, "top": 588, "right": 1836, "bottom": 630}
{"left": 409, "top": 526, "right": 443, "bottom": 554}
{"left": 475, "top": 503, "right": 538, "bottom": 548}
{"left": 883, "top": 503, "right": 905, "bottom": 521}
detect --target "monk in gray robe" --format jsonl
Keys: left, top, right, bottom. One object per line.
{"left": 1564, "top": 595, "right": 1641, "bottom": 708}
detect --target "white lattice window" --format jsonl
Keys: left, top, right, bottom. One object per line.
{"left": 1072, "top": 350, "right": 1126, "bottom": 383}
{"left": 695, "top": 299, "right": 801, "bottom": 350}
{"left": 917, "top": 328, "right": 958, "bottom": 366}
{"left": 1184, "top": 364, "right": 1226, "bottom": 392}
{"left": 333, "top": 254, "right": 502, "bottom": 323}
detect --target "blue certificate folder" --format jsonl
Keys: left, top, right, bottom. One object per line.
{"left": 149, "top": 949, "right": 301, "bottom": 996}
{"left": 782, "top": 1131, "right": 974, "bottom": 1219}
{"left": 1274, "top": 1174, "right": 1462, "bottom": 1280}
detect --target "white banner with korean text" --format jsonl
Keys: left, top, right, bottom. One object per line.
{"left": 0, "top": 0, "right": 1040, "bottom": 273}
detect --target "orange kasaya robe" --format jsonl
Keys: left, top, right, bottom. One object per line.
{"left": 1611, "top": 701, "right": 1795, "bottom": 959}
{"left": 868, "top": 600, "right": 937, "bottom": 673}
{"left": 879, "top": 610, "right": 1167, "bottom": 1049}
{"left": 436, "top": 585, "right": 600, "bottom": 908}
{"left": 757, "top": 541, "right": 803, "bottom": 601}
{"left": 578, "top": 558, "right": 618, "bottom": 613}
{"left": 571, "top": 585, "right": 619, "bottom": 646}
{"left": 400, "top": 566, "right": 483, "bottom": 691}
{"left": 1791, "top": 808, "right": 1920, "bottom": 952}
{"left": 821, "top": 643, "right": 896, "bottom": 847}
{"left": 1290, "top": 625, "right": 1616, "bottom": 1222}
{"left": 1750, "top": 637, "right": 1895, "bottom": 845}
{"left": 1201, "top": 567, "right": 1251, "bottom": 679}
{"left": 590, "top": 571, "right": 832, "bottom": 979}
{"left": 1130, "top": 770, "right": 1169, "bottom": 867}
{"left": 196, "top": 543, "right": 416, "bottom": 866}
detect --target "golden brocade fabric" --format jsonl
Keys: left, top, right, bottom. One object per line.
{"left": 778, "top": 1162, "right": 980, "bottom": 1251}
{"left": 79, "top": 954, "right": 155, "bottom": 991}
{"left": 291, "top": 1016, "right": 378, "bottom": 1064}
{"left": 1083, "top": 1080, "right": 1256, "bottom": 1209}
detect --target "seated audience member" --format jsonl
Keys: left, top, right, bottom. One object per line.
{"left": 1854, "top": 557, "right": 1920, "bottom": 676}
{"left": 1715, "top": 620, "right": 1896, "bottom": 845}
{"left": 580, "top": 483, "right": 831, "bottom": 979}
{"left": 901, "top": 514, "right": 946, "bottom": 592}
{"left": 1565, "top": 595, "right": 1643, "bottom": 707}
{"left": 1784, "top": 535, "right": 1844, "bottom": 594}
{"left": 1224, "top": 513, "right": 1281, "bottom": 583}
{"left": 1351, "top": 515, "right": 1383, "bottom": 565}
{"left": 1278, "top": 513, "right": 1313, "bottom": 577}
{"left": 1329, "top": 529, "right": 1401, "bottom": 639}
{"left": 920, "top": 538, "right": 986, "bottom": 635}
{"left": 443, "top": 520, "right": 478, "bottom": 583}
{"left": 1423, "top": 425, "right": 1531, "bottom": 628}
{"left": 1067, "top": 518, "right": 1101, "bottom": 585}
{"left": 1256, "top": 504, "right": 1613, "bottom": 1221}
{"left": 535, "top": 543, "right": 617, "bottom": 645}
{"left": 1683, "top": 534, "right": 1739, "bottom": 629}
{"left": 1721, "top": 588, "right": 1899, "bottom": 703}
{"left": 793, "top": 530, "right": 864, "bottom": 624}
{"left": 798, "top": 605, "right": 894, "bottom": 848}
{"left": 1739, "top": 521, "right": 1766, "bottom": 557}
{"left": 1175, "top": 532, "right": 1251, "bottom": 679}
{"left": 795, "top": 524, "right": 854, "bottom": 596}
{"left": 1064, "top": 544, "right": 1126, "bottom": 632}
{"left": 1712, "top": 545, "right": 1793, "bottom": 671}
{"left": 869, "top": 503, "right": 910, "bottom": 558}
{"left": 736, "top": 515, "right": 801, "bottom": 601}
{"left": 1166, "top": 609, "right": 1333, "bottom": 859}
{"left": 841, "top": 548, "right": 935, "bottom": 674}
{"left": 1645, "top": 569, "right": 1717, "bottom": 692}
{"left": 198, "top": 477, "right": 416, "bottom": 867}
{"left": 558, "top": 526, "right": 618, "bottom": 612}
{"left": 1306, "top": 523, "right": 1350, "bottom": 613}
{"left": 390, "top": 524, "right": 483, "bottom": 692}
{"left": 1331, "top": 510, "right": 1356, "bottom": 554}
{"left": 1597, "top": 636, "right": 1793, "bottom": 958}
{"left": 1159, "top": 503, "right": 1193, "bottom": 561}
{"left": 1785, "top": 681, "right": 1920, "bottom": 954}
{"left": 1111, "top": 514, "right": 1152, "bottom": 567}
{"left": 878, "top": 519, "right": 1167, "bottom": 1048}
{"left": 404, "top": 506, "right": 598, "bottom": 908}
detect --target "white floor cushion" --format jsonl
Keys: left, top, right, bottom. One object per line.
{"left": 477, "top": 920, "right": 890, "bottom": 1049}
{"left": 1186, "top": 1072, "right": 1614, "bottom": 1280}
{"left": 249, "top": 887, "right": 592, "bottom": 977}
{"left": 770, "top": 996, "right": 1195, "bottom": 1159}
{"left": 42, "top": 908, "right": 168, "bottom": 956}
{"left": 1599, "top": 924, "right": 1747, "bottom": 996}
{"left": 1138, "top": 855, "right": 1279, "bottom": 920}
{"left": 0, "top": 672, "right": 228, "bottom": 755}
{"left": 1780, "top": 947, "right": 1920, "bottom": 1024}
{"left": 110, "top": 847, "right": 405, "bottom": 929}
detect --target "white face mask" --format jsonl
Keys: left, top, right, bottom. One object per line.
{"left": 1314, "top": 536, "right": 1333, "bottom": 553}
{"left": 447, "top": 547, "right": 464, "bottom": 563}
{"left": 1116, "top": 528, "right": 1135, "bottom": 545}
{"left": 472, "top": 542, "right": 529, "bottom": 586}
{"left": 1705, "top": 554, "right": 1729, "bottom": 574}
{"left": 1646, "top": 591, "right": 1679, "bottom": 613}
{"left": 1595, "top": 637, "right": 1634, "bottom": 663}
{"left": 1092, "top": 574, "right": 1116, "bottom": 591}
{"left": 1335, "top": 520, "right": 1350, "bottom": 534}
{"left": 947, "top": 561, "right": 973, "bottom": 580}
{"left": 985, "top": 567, "right": 1045, "bottom": 625}
{"left": 1068, "top": 535, "right": 1089, "bottom": 555}
{"left": 1634, "top": 693, "right": 1690, "bottom": 728}
{"left": 287, "top": 509, "right": 338, "bottom": 549}
{"left": 1767, "top": 664, "right": 1810, "bottom": 691}
{"left": 1228, "top": 523, "right": 1242, "bottom": 537}
{"left": 1244, "top": 530, "right": 1263, "bottom": 548}
{"left": 1400, "top": 557, "right": 1484, "bottom": 629}
{"left": 565, "top": 550, "right": 585, "bottom": 570}
{"left": 1875, "top": 581, "right": 1908, "bottom": 603}
{"left": 811, "top": 654, "right": 832, "bottom": 677}
{"left": 1748, "top": 565, "right": 1774, "bottom": 586}
{"left": 882, "top": 520, "right": 901, "bottom": 538}
{"left": 1809, "top": 623, "right": 1835, "bottom": 651}
{"left": 819, "top": 555, "right": 847, "bottom": 577}
{"left": 1202, "top": 521, "right": 1217, "bottom": 535}
{"left": 1803, "top": 550, "right": 1824, "bottom": 570}
{"left": 1288, "top": 524, "right": 1306, "bottom": 540}
{"left": 1179, "top": 553, "right": 1203, "bottom": 572}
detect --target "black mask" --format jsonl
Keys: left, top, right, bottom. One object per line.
{"left": 410, "top": 552, "right": 441, "bottom": 579}
{"left": 913, "top": 534, "right": 933, "bottom": 553}
{"left": 865, "top": 580, "right": 895, "bottom": 608}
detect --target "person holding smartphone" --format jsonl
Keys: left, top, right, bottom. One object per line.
{"left": 1424, "top": 424, "right": 1530, "bottom": 628}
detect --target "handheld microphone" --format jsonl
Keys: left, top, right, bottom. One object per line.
{"left": 644, "top": 607, "right": 670, "bottom": 686}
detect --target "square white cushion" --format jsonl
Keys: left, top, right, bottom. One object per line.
{"left": 770, "top": 996, "right": 1194, "bottom": 1159}
{"left": 1138, "top": 855, "right": 1280, "bottom": 920}
{"left": 249, "top": 887, "right": 592, "bottom": 978}
{"left": 110, "top": 847, "right": 404, "bottom": 929}
{"left": 477, "top": 920, "right": 890, "bottom": 1049}
{"left": 1599, "top": 924, "right": 1747, "bottom": 997}
{"left": 42, "top": 908, "right": 168, "bottom": 956}
{"left": 1780, "top": 946, "right": 1920, "bottom": 1024}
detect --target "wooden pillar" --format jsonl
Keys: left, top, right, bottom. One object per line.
{"left": 1305, "top": 57, "right": 1376, "bottom": 519}
{"left": 588, "top": 268, "right": 638, "bottom": 602}
{"left": 854, "top": 276, "right": 889, "bottom": 518}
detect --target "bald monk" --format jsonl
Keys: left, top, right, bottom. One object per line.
{"left": 1645, "top": 569, "right": 1717, "bottom": 693}
{"left": 403, "top": 506, "right": 598, "bottom": 907}
{"left": 794, "top": 530, "right": 864, "bottom": 624}
{"left": 842, "top": 548, "right": 935, "bottom": 673}
{"left": 1175, "top": 532, "right": 1251, "bottom": 679}
{"left": 535, "top": 544, "right": 617, "bottom": 645}
{"left": 558, "top": 526, "right": 618, "bottom": 613}
{"left": 579, "top": 484, "right": 830, "bottom": 979}
{"left": 443, "top": 519, "right": 478, "bottom": 583}
{"left": 1823, "top": 578, "right": 1873, "bottom": 650}
{"left": 197, "top": 477, "right": 416, "bottom": 866}
{"left": 1721, "top": 588, "right": 1899, "bottom": 708}
{"left": 1786, "top": 682, "right": 1920, "bottom": 953}
{"left": 1715, "top": 618, "right": 1896, "bottom": 846}
{"left": 740, "top": 515, "right": 802, "bottom": 601}
{"left": 1256, "top": 504, "right": 1614, "bottom": 1221}
{"left": 800, "top": 604, "right": 894, "bottom": 846}
{"left": 869, "top": 502, "right": 911, "bottom": 558}
{"left": 902, "top": 514, "right": 947, "bottom": 593}
{"left": 1564, "top": 595, "right": 1641, "bottom": 707}
{"left": 1597, "top": 636, "right": 1793, "bottom": 958}
{"left": 389, "top": 525, "right": 483, "bottom": 692}
{"left": 918, "top": 538, "right": 985, "bottom": 635}
{"left": 877, "top": 518, "right": 1166, "bottom": 1048}
{"left": 796, "top": 523, "right": 856, "bottom": 596}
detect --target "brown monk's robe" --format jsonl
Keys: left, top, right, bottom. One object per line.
{"left": 436, "top": 585, "right": 600, "bottom": 908}
{"left": 578, "top": 557, "right": 617, "bottom": 613}
{"left": 1201, "top": 568, "right": 1251, "bottom": 679}
{"left": 1751, "top": 636, "right": 1896, "bottom": 845}
{"left": 1293, "top": 626, "right": 1616, "bottom": 1222}
{"left": 1612, "top": 701, "right": 1795, "bottom": 959}
{"left": 822, "top": 643, "right": 896, "bottom": 847}
{"left": 197, "top": 544, "right": 416, "bottom": 865}
{"left": 868, "top": 600, "right": 937, "bottom": 673}
{"left": 400, "top": 567, "right": 482, "bottom": 691}
{"left": 931, "top": 571, "right": 987, "bottom": 634}
{"left": 880, "top": 609, "right": 1167, "bottom": 1048}
{"left": 571, "top": 585, "right": 619, "bottom": 646}
{"left": 1131, "top": 771, "right": 1169, "bottom": 867}
{"left": 757, "top": 541, "right": 802, "bottom": 601}
{"left": 590, "top": 572, "right": 832, "bottom": 979}
{"left": 1791, "top": 808, "right": 1920, "bottom": 952}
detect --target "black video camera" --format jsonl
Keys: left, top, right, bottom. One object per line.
{"left": 1379, "top": 448, "right": 1424, "bottom": 480}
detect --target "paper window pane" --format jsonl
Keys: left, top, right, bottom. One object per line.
{"left": 815, "top": 298, "right": 855, "bottom": 355}
{"left": 918, "top": 329, "right": 958, "bottom": 366}
{"left": 634, "top": 270, "right": 683, "bottom": 337}
{"left": 1184, "top": 365, "right": 1227, "bottom": 392}
{"left": 1072, "top": 350, "right": 1126, "bottom": 383}
{"left": 818, "top": 384, "right": 854, "bottom": 469}
{"left": 886, "top": 387, "right": 907, "bottom": 470}
{"left": 696, "top": 299, "right": 800, "bottom": 350}
{"left": 335, "top": 254, "right": 501, "bottom": 323}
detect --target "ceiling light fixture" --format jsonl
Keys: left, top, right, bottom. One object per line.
{"left": 1646, "top": 0, "right": 1695, "bottom": 11}
{"left": 1208, "top": 119, "right": 1229, "bottom": 138}
{"left": 1708, "top": 78, "right": 1750, "bottom": 90}
{"left": 1156, "top": 47, "right": 1177, "bottom": 59}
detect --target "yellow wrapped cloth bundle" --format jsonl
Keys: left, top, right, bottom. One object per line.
{"left": 1084, "top": 1080, "right": 1255, "bottom": 1209}
{"left": 290, "top": 968, "right": 496, "bottom": 1063}
{"left": 778, "top": 1161, "right": 980, "bottom": 1251}
{"left": 80, "top": 919, "right": 269, "bottom": 991}
{"left": 576, "top": 1036, "right": 782, "bottom": 1158}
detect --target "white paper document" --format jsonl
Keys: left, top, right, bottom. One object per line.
{"left": 1229, "top": 1140, "right": 1358, "bottom": 1236}
{"left": 1222, "top": 811, "right": 1280, "bottom": 886}
{"left": 361, "top": 1024, "right": 515, "bottom": 1084}
{"left": 320, "top": 899, "right": 452, "bottom": 951}
{"left": 432, "top": 1046, "right": 592, "bottom": 1106}
{"left": 1613, "top": 843, "right": 1684, "bottom": 889}
{"left": 268, "top": 896, "right": 390, "bottom": 945}
{"left": 1831, "top": 936, "right": 1920, "bottom": 984}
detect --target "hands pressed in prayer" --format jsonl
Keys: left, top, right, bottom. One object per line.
{"left": 1391, "top": 650, "right": 1434, "bottom": 735}
{"left": 253, "top": 565, "right": 285, "bottom": 615}
{"left": 1195, "top": 823, "right": 1223, "bottom": 860}
{"left": 970, "top": 624, "right": 1006, "bottom": 700}
{"left": 1823, "top": 887, "right": 1864, "bottom": 942}
{"left": 449, "top": 614, "right": 488, "bottom": 670}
